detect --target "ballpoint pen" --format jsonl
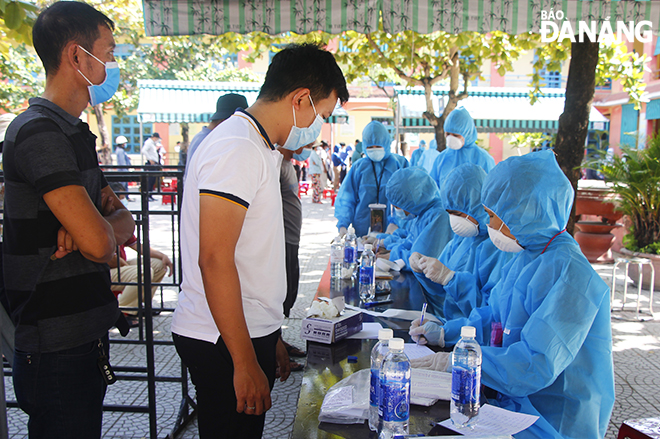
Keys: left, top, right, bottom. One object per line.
{"left": 417, "top": 302, "right": 428, "bottom": 345}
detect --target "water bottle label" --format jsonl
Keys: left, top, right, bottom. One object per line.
{"left": 370, "top": 368, "right": 379, "bottom": 407}
{"left": 379, "top": 380, "right": 410, "bottom": 422}
{"left": 331, "top": 248, "right": 343, "bottom": 263}
{"left": 451, "top": 366, "right": 480, "bottom": 405}
{"left": 344, "top": 247, "right": 356, "bottom": 264}
{"left": 359, "top": 266, "right": 374, "bottom": 285}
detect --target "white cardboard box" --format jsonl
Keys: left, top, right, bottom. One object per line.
{"left": 301, "top": 310, "right": 363, "bottom": 344}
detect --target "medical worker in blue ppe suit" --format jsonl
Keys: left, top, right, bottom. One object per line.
{"left": 409, "top": 150, "right": 614, "bottom": 439}
{"left": 430, "top": 107, "right": 495, "bottom": 189}
{"left": 409, "top": 140, "right": 427, "bottom": 167}
{"left": 417, "top": 138, "right": 440, "bottom": 174}
{"left": 410, "top": 164, "right": 512, "bottom": 319}
{"left": 382, "top": 167, "right": 453, "bottom": 271}
{"left": 335, "top": 121, "right": 408, "bottom": 237}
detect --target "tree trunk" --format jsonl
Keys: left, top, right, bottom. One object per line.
{"left": 93, "top": 104, "right": 112, "bottom": 165}
{"left": 554, "top": 39, "right": 599, "bottom": 236}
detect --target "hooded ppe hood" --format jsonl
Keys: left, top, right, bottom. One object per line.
{"left": 481, "top": 150, "right": 573, "bottom": 250}
{"left": 362, "top": 120, "right": 391, "bottom": 162}
{"left": 441, "top": 163, "right": 488, "bottom": 235}
{"left": 386, "top": 167, "right": 441, "bottom": 216}
{"left": 444, "top": 107, "right": 477, "bottom": 146}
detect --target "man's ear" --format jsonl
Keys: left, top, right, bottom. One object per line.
{"left": 65, "top": 43, "right": 82, "bottom": 70}
{"left": 291, "top": 88, "right": 311, "bottom": 111}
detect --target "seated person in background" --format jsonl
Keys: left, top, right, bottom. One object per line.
{"left": 379, "top": 167, "right": 452, "bottom": 272}
{"left": 110, "top": 233, "right": 173, "bottom": 322}
{"left": 410, "top": 163, "right": 512, "bottom": 319}
{"left": 334, "top": 120, "right": 408, "bottom": 237}
{"left": 430, "top": 107, "right": 495, "bottom": 189}
{"left": 409, "top": 150, "right": 614, "bottom": 439}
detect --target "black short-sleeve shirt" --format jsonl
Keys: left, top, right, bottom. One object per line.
{"left": 2, "top": 97, "right": 119, "bottom": 353}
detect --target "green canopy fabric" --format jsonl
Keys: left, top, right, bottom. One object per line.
{"left": 142, "top": 0, "right": 660, "bottom": 37}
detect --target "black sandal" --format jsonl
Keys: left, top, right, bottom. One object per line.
{"left": 285, "top": 342, "right": 307, "bottom": 358}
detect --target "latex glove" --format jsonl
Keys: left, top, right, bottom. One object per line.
{"left": 338, "top": 227, "right": 347, "bottom": 238}
{"left": 422, "top": 257, "right": 455, "bottom": 286}
{"left": 409, "top": 252, "right": 425, "bottom": 273}
{"left": 409, "top": 318, "right": 445, "bottom": 347}
{"left": 410, "top": 352, "right": 452, "bottom": 372}
{"left": 385, "top": 222, "right": 399, "bottom": 234}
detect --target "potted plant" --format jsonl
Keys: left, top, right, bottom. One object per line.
{"left": 584, "top": 134, "right": 660, "bottom": 289}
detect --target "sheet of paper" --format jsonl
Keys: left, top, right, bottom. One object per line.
{"left": 438, "top": 404, "right": 539, "bottom": 437}
{"left": 380, "top": 308, "right": 441, "bottom": 323}
{"left": 347, "top": 322, "right": 383, "bottom": 339}
{"left": 321, "top": 386, "right": 353, "bottom": 409}
{"left": 411, "top": 369, "right": 452, "bottom": 402}
{"left": 403, "top": 343, "right": 434, "bottom": 360}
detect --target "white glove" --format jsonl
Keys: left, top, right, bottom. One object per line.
{"left": 385, "top": 222, "right": 399, "bottom": 234}
{"left": 338, "top": 227, "right": 347, "bottom": 238}
{"left": 362, "top": 234, "right": 378, "bottom": 245}
{"left": 410, "top": 352, "right": 452, "bottom": 372}
{"left": 409, "top": 318, "right": 445, "bottom": 347}
{"left": 422, "top": 257, "right": 455, "bottom": 286}
{"left": 409, "top": 252, "right": 425, "bottom": 273}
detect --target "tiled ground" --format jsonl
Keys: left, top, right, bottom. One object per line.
{"left": 5, "top": 191, "right": 660, "bottom": 438}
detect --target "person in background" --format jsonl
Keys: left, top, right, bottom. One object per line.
{"left": 172, "top": 43, "right": 348, "bottom": 438}
{"left": 429, "top": 107, "right": 494, "bottom": 189}
{"left": 185, "top": 93, "right": 248, "bottom": 180}
{"left": 381, "top": 167, "right": 452, "bottom": 272}
{"left": 417, "top": 138, "right": 440, "bottom": 174}
{"left": 114, "top": 135, "right": 132, "bottom": 201}
{"left": 142, "top": 132, "right": 161, "bottom": 201}
{"left": 334, "top": 120, "right": 408, "bottom": 237}
{"left": 410, "top": 139, "right": 426, "bottom": 167}
{"left": 351, "top": 138, "right": 363, "bottom": 165}
{"left": 409, "top": 150, "right": 614, "bottom": 439}
{"left": 3, "top": 2, "right": 135, "bottom": 436}
{"left": 309, "top": 144, "right": 325, "bottom": 203}
{"left": 331, "top": 144, "right": 343, "bottom": 190}
{"left": 323, "top": 141, "right": 333, "bottom": 184}
{"left": 410, "top": 163, "right": 512, "bottom": 319}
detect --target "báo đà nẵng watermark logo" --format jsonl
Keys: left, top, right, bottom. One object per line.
{"left": 540, "top": 10, "right": 652, "bottom": 43}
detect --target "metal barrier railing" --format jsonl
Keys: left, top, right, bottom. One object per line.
{"left": 2, "top": 166, "right": 194, "bottom": 439}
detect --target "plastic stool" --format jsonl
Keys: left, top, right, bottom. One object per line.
{"left": 611, "top": 256, "right": 655, "bottom": 319}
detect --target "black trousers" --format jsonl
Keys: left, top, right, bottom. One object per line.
{"left": 173, "top": 329, "right": 279, "bottom": 439}
{"left": 284, "top": 243, "right": 300, "bottom": 318}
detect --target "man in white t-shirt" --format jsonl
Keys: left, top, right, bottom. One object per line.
{"left": 172, "top": 43, "right": 349, "bottom": 439}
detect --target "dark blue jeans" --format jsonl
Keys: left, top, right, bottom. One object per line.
{"left": 12, "top": 334, "right": 109, "bottom": 438}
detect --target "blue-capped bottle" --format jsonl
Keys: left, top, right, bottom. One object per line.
{"left": 450, "top": 326, "right": 482, "bottom": 428}
{"left": 343, "top": 225, "right": 358, "bottom": 278}
{"left": 330, "top": 234, "right": 344, "bottom": 280}
{"left": 378, "top": 337, "right": 410, "bottom": 439}
{"left": 359, "top": 244, "right": 375, "bottom": 303}
{"left": 369, "top": 328, "right": 394, "bottom": 431}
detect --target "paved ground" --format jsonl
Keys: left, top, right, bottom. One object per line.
{"left": 4, "top": 190, "right": 660, "bottom": 438}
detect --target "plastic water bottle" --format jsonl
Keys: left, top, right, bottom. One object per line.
{"left": 450, "top": 326, "right": 482, "bottom": 428}
{"left": 343, "top": 226, "right": 358, "bottom": 277}
{"left": 369, "top": 328, "right": 394, "bottom": 431}
{"left": 378, "top": 337, "right": 410, "bottom": 439}
{"left": 331, "top": 235, "right": 343, "bottom": 280}
{"left": 359, "top": 244, "right": 376, "bottom": 302}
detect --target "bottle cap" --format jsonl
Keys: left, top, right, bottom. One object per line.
{"left": 378, "top": 328, "right": 394, "bottom": 341}
{"left": 364, "top": 244, "right": 373, "bottom": 250}
{"left": 389, "top": 337, "right": 404, "bottom": 350}
{"left": 461, "top": 326, "right": 476, "bottom": 338}
{"left": 348, "top": 226, "right": 355, "bottom": 234}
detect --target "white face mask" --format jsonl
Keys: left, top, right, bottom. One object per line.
{"left": 394, "top": 207, "right": 406, "bottom": 221}
{"left": 366, "top": 147, "right": 385, "bottom": 162}
{"left": 282, "top": 95, "right": 323, "bottom": 151}
{"left": 488, "top": 223, "right": 524, "bottom": 253}
{"left": 446, "top": 135, "right": 464, "bottom": 150}
{"left": 449, "top": 214, "right": 479, "bottom": 238}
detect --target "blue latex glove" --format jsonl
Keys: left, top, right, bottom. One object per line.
{"left": 409, "top": 318, "right": 445, "bottom": 347}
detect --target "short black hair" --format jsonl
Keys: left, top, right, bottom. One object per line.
{"left": 258, "top": 43, "right": 349, "bottom": 105}
{"left": 33, "top": 1, "right": 114, "bottom": 76}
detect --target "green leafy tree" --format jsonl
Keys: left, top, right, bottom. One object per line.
{"left": 0, "top": 0, "right": 38, "bottom": 52}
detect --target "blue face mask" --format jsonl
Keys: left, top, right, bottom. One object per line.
{"left": 77, "top": 45, "right": 120, "bottom": 106}
{"left": 293, "top": 148, "right": 312, "bottom": 161}
{"left": 393, "top": 207, "right": 406, "bottom": 220}
{"left": 366, "top": 147, "right": 385, "bottom": 162}
{"left": 282, "top": 96, "right": 324, "bottom": 151}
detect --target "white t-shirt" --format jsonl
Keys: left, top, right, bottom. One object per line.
{"left": 172, "top": 110, "right": 286, "bottom": 343}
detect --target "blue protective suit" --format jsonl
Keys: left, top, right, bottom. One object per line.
{"left": 418, "top": 139, "right": 440, "bottom": 174}
{"left": 442, "top": 150, "right": 614, "bottom": 439}
{"left": 384, "top": 167, "right": 453, "bottom": 270}
{"left": 335, "top": 121, "right": 408, "bottom": 236}
{"left": 410, "top": 140, "right": 426, "bottom": 167}
{"left": 429, "top": 108, "right": 495, "bottom": 189}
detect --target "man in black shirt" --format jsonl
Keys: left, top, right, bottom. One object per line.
{"left": 3, "top": 2, "right": 134, "bottom": 437}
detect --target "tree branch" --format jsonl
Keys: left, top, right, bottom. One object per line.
{"left": 366, "top": 33, "right": 422, "bottom": 86}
